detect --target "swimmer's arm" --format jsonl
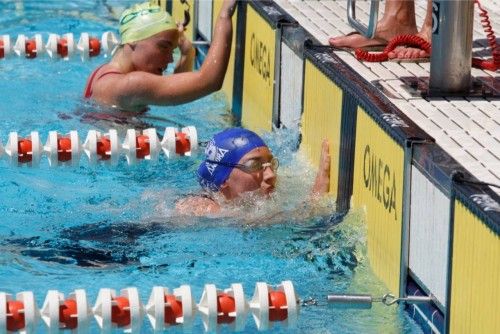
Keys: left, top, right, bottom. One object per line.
{"left": 176, "top": 196, "right": 221, "bottom": 216}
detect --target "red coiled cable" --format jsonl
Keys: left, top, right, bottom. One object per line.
{"left": 355, "top": 34, "right": 431, "bottom": 62}
{"left": 472, "top": 0, "right": 499, "bottom": 71}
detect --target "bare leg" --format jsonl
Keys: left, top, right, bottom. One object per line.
{"left": 311, "top": 140, "right": 331, "bottom": 196}
{"left": 329, "top": 0, "right": 418, "bottom": 49}
{"left": 388, "top": 0, "right": 433, "bottom": 59}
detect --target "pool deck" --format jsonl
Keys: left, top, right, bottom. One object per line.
{"left": 274, "top": 0, "right": 500, "bottom": 195}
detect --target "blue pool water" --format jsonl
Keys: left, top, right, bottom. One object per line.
{"left": 0, "top": 1, "right": 423, "bottom": 333}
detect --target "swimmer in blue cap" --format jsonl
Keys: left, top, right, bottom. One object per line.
{"left": 176, "top": 128, "right": 331, "bottom": 216}
{"left": 83, "top": 0, "right": 237, "bottom": 112}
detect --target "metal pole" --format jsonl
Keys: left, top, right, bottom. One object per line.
{"left": 429, "top": 0, "right": 474, "bottom": 95}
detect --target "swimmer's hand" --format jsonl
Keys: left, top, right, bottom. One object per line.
{"left": 177, "top": 24, "right": 194, "bottom": 56}
{"left": 221, "top": 0, "right": 237, "bottom": 18}
{"left": 311, "top": 139, "right": 331, "bottom": 196}
{"left": 174, "top": 24, "right": 195, "bottom": 74}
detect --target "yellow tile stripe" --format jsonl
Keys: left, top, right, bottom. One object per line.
{"left": 449, "top": 201, "right": 499, "bottom": 333}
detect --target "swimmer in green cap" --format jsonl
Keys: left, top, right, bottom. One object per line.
{"left": 84, "top": 0, "right": 237, "bottom": 112}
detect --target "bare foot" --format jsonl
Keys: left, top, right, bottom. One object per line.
{"left": 329, "top": 2, "right": 418, "bottom": 49}
{"left": 387, "top": 28, "right": 432, "bottom": 60}
{"left": 329, "top": 32, "right": 388, "bottom": 49}
{"left": 387, "top": 2, "right": 433, "bottom": 60}
{"left": 312, "top": 139, "right": 331, "bottom": 196}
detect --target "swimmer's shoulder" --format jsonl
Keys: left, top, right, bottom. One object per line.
{"left": 175, "top": 193, "right": 221, "bottom": 216}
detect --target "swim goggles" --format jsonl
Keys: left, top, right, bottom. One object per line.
{"left": 205, "top": 157, "right": 279, "bottom": 174}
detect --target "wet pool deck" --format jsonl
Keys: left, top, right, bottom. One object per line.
{"left": 275, "top": 0, "right": 500, "bottom": 194}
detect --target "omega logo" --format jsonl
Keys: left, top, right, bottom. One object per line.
{"left": 250, "top": 33, "right": 271, "bottom": 85}
{"left": 363, "top": 145, "right": 398, "bottom": 220}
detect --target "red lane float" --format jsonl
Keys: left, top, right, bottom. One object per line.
{"left": 164, "top": 294, "right": 183, "bottom": 325}
{"left": 0, "top": 35, "right": 9, "bottom": 59}
{"left": 217, "top": 293, "right": 236, "bottom": 324}
{"left": 6, "top": 300, "right": 25, "bottom": 331}
{"left": 59, "top": 299, "right": 78, "bottom": 329}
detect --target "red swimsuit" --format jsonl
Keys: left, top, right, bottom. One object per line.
{"left": 83, "top": 65, "right": 122, "bottom": 99}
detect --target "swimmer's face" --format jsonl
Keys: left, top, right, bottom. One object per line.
{"left": 220, "top": 147, "right": 277, "bottom": 200}
{"left": 131, "top": 30, "right": 179, "bottom": 75}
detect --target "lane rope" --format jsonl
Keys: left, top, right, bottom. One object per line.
{"left": 0, "top": 126, "right": 198, "bottom": 167}
{"left": 0, "top": 281, "right": 298, "bottom": 333}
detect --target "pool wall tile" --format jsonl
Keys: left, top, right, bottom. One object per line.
{"left": 409, "top": 166, "right": 450, "bottom": 307}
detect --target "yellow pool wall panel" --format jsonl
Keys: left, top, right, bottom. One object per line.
{"left": 171, "top": 0, "right": 195, "bottom": 40}
{"left": 212, "top": 0, "right": 237, "bottom": 106}
{"left": 300, "top": 59, "right": 342, "bottom": 196}
{"left": 241, "top": 5, "right": 276, "bottom": 133}
{"left": 449, "top": 201, "right": 499, "bottom": 333}
{"left": 352, "top": 107, "right": 405, "bottom": 294}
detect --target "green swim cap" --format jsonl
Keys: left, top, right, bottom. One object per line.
{"left": 119, "top": 1, "right": 177, "bottom": 45}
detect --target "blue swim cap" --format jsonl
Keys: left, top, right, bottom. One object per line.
{"left": 197, "top": 128, "right": 267, "bottom": 191}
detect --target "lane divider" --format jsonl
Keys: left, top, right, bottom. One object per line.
{"left": 0, "top": 281, "right": 298, "bottom": 333}
{"left": 0, "top": 126, "right": 198, "bottom": 167}
{"left": 0, "top": 32, "right": 119, "bottom": 60}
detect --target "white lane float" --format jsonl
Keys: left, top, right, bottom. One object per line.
{"left": 145, "top": 285, "right": 196, "bottom": 331}
{"left": 0, "top": 126, "right": 198, "bottom": 166}
{"left": 13, "top": 34, "right": 44, "bottom": 58}
{"left": 122, "top": 128, "right": 161, "bottom": 165}
{"left": 44, "top": 130, "right": 81, "bottom": 167}
{"left": 3, "top": 131, "right": 42, "bottom": 166}
{"left": 45, "top": 33, "right": 75, "bottom": 59}
{"left": 0, "top": 281, "right": 298, "bottom": 333}
{"left": 0, "top": 291, "right": 38, "bottom": 334}
{"left": 197, "top": 283, "right": 247, "bottom": 332}
{"left": 93, "top": 287, "right": 143, "bottom": 333}
{"left": 83, "top": 129, "right": 120, "bottom": 165}
{"left": 161, "top": 126, "right": 198, "bottom": 159}
{"left": 40, "top": 289, "right": 91, "bottom": 333}
{"left": 249, "top": 281, "right": 298, "bottom": 331}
